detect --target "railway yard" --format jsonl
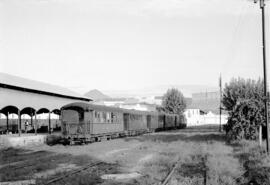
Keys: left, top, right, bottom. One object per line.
{"left": 0, "top": 126, "right": 269, "bottom": 185}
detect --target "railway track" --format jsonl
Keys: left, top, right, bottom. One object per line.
{"left": 159, "top": 157, "right": 181, "bottom": 185}
{"left": 44, "top": 161, "right": 103, "bottom": 185}
{"left": 160, "top": 155, "right": 208, "bottom": 185}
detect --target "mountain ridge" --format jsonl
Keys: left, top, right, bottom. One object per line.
{"left": 84, "top": 89, "right": 110, "bottom": 101}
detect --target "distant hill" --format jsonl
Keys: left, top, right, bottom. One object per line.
{"left": 84, "top": 89, "right": 110, "bottom": 101}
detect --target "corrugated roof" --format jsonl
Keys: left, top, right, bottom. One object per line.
{"left": 0, "top": 72, "right": 91, "bottom": 101}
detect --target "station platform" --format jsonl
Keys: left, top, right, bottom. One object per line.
{"left": 0, "top": 134, "right": 47, "bottom": 148}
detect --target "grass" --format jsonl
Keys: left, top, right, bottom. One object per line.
{"left": 1, "top": 126, "right": 270, "bottom": 185}
{"left": 0, "top": 148, "right": 101, "bottom": 182}
{"left": 0, "top": 147, "right": 121, "bottom": 184}
{"left": 131, "top": 127, "right": 245, "bottom": 185}
{"left": 0, "top": 148, "right": 53, "bottom": 165}
{"left": 37, "top": 162, "right": 120, "bottom": 185}
{"left": 231, "top": 140, "right": 270, "bottom": 185}
{"left": 135, "top": 126, "right": 270, "bottom": 185}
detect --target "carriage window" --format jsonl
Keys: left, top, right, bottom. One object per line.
{"left": 94, "top": 111, "right": 118, "bottom": 123}
{"left": 78, "top": 111, "right": 84, "bottom": 122}
{"left": 101, "top": 112, "right": 106, "bottom": 123}
{"left": 106, "top": 112, "right": 110, "bottom": 123}
{"left": 130, "top": 114, "right": 142, "bottom": 121}
{"left": 94, "top": 111, "right": 102, "bottom": 123}
{"left": 111, "top": 112, "right": 114, "bottom": 123}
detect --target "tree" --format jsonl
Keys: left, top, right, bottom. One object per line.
{"left": 225, "top": 99, "right": 264, "bottom": 140}
{"left": 222, "top": 78, "right": 265, "bottom": 140}
{"left": 161, "top": 88, "right": 187, "bottom": 115}
{"left": 222, "top": 78, "right": 264, "bottom": 112}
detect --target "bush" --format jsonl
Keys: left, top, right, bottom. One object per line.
{"left": 222, "top": 78, "right": 265, "bottom": 141}
{"left": 225, "top": 100, "right": 264, "bottom": 140}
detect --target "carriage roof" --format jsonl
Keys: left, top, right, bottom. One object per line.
{"left": 61, "top": 102, "right": 160, "bottom": 116}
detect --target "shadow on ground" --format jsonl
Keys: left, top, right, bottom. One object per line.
{"left": 125, "top": 127, "right": 226, "bottom": 143}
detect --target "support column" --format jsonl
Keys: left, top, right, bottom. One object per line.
{"left": 30, "top": 111, "right": 33, "bottom": 127}
{"left": 18, "top": 110, "right": 21, "bottom": 136}
{"left": 259, "top": 125, "right": 262, "bottom": 146}
{"left": 35, "top": 112, "right": 37, "bottom": 135}
{"left": 6, "top": 112, "right": 9, "bottom": 134}
{"left": 48, "top": 112, "right": 51, "bottom": 134}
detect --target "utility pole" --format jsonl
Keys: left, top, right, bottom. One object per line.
{"left": 219, "top": 74, "right": 222, "bottom": 132}
{"left": 254, "top": 0, "right": 269, "bottom": 153}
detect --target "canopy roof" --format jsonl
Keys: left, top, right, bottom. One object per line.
{"left": 0, "top": 73, "right": 91, "bottom": 115}
{"left": 0, "top": 72, "right": 90, "bottom": 101}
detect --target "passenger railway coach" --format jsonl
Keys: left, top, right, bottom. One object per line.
{"left": 61, "top": 102, "right": 186, "bottom": 144}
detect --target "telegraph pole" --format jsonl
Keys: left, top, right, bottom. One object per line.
{"left": 219, "top": 74, "right": 222, "bottom": 132}
{"left": 254, "top": 0, "right": 269, "bottom": 153}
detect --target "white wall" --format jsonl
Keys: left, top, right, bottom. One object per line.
{"left": 184, "top": 109, "right": 228, "bottom": 126}
{"left": 184, "top": 109, "right": 203, "bottom": 125}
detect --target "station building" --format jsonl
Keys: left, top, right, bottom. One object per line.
{"left": 184, "top": 91, "right": 228, "bottom": 126}
{"left": 0, "top": 72, "right": 91, "bottom": 135}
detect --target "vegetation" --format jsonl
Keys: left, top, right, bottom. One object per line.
{"left": 135, "top": 126, "right": 243, "bottom": 185}
{"left": 0, "top": 148, "right": 115, "bottom": 183}
{"left": 232, "top": 140, "right": 270, "bottom": 185}
{"left": 222, "top": 78, "right": 265, "bottom": 140}
{"left": 159, "top": 88, "right": 187, "bottom": 115}
{"left": 1, "top": 126, "right": 270, "bottom": 184}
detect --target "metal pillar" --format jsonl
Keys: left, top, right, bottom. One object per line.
{"left": 48, "top": 112, "right": 51, "bottom": 134}
{"left": 6, "top": 112, "right": 9, "bottom": 134}
{"left": 30, "top": 111, "right": 33, "bottom": 127}
{"left": 35, "top": 112, "right": 37, "bottom": 135}
{"left": 18, "top": 110, "right": 21, "bottom": 136}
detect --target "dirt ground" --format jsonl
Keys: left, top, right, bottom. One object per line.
{"left": 1, "top": 126, "right": 268, "bottom": 185}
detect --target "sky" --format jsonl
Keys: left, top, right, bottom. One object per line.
{"left": 0, "top": 0, "right": 269, "bottom": 96}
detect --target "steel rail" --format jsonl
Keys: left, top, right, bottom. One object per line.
{"left": 45, "top": 161, "right": 103, "bottom": 185}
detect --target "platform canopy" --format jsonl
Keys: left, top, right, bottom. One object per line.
{"left": 0, "top": 72, "right": 91, "bottom": 116}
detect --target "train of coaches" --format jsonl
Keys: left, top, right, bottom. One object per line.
{"left": 0, "top": 102, "right": 187, "bottom": 144}
{"left": 61, "top": 102, "right": 186, "bottom": 144}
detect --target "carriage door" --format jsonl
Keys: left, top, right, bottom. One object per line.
{"left": 84, "top": 110, "right": 93, "bottom": 135}
{"left": 163, "top": 115, "right": 166, "bottom": 129}
{"left": 123, "top": 113, "right": 129, "bottom": 131}
{"left": 147, "top": 115, "right": 151, "bottom": 130}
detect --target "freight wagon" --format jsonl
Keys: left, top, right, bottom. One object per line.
{"left": 61, "top": 102, "right": 186, "bottom": 144}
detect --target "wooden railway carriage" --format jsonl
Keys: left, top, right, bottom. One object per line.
{"left": 158, "top": 114, "right": 165, "bottom": 130}
{"left": 61, "top": 102, "right": 186, "bottom": 144}
{"left": 61, "top": 102, "right": 125, "bottom": 142}
{"left": 177, "top": 114, "right": 187, "bottom": 129}
{"left": 175, "top": 114, "right": 181, "bottom": 128}
{"left": 122, "top": 110, "right": 161, "bottom": 134}
{"left": 165, "top": 114, "right": 175, "bottom": 129}
{"left": 123, "top": 110, "right": 147, "bottom": 131}
{"left": 146, "top": 113, "right": 159, "bottom": 131}
{"left": 164, "top": 114, "right": 177, "bottom": 129}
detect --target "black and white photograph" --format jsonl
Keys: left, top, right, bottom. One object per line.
{"left": 1, "top": 0, "right": 270, "bottom": 184}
